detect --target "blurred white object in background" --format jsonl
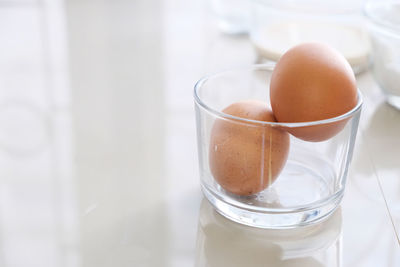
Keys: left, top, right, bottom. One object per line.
{"left": 210, "top": 0, "right": 251, "bottom": 34}
{"left": 364, "top": 0, "right": 400, "bottom": 110}
{"left": 250, "top": 0, "right": 370, "bottom": 74}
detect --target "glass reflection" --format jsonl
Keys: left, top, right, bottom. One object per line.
{"left": 195, "top": 198, "right": 342, "bottom": 267}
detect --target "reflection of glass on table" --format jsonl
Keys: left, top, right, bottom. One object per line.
{"left": 195, "top": 198, "right": 342, "bottom": 267}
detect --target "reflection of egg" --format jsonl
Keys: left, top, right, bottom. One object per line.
{"left": 270, "top": 42, "right": 358, "bottom": 142}
{"left": 209, "top": 100, "right": 290, "bottom": 196}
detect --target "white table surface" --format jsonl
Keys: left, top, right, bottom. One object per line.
{"left": 0, "top": 0, "right": 399, "bottom": 266}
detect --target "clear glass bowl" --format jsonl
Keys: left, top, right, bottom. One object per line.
{"left": 250, "top": 0, "right": 370, "bottom": 74}
{"left": 194, "top": 64, "right": 362, "bottom": 229}
{"left": 364, "top": 0, "right": 400, "bottom": 110}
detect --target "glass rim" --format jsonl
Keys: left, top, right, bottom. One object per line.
{"left": 364, "top": 1, "right": 400, "bottom": 36}
{"left": 193, "top": 64, "right": 363, "bottom": 128}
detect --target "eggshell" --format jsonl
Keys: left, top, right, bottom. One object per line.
{"left": 270, "top": 42, "right": 358, "bottom": 142}
{"left": 209, "top": 100, "right": 290, "bottom": 196}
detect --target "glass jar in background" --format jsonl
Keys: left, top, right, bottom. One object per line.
{"left": 194, "top": 64, "right": 362, "bottom": 229}
{"left": 250, "top": 0, "right": 370, "bottom": 74}
{"left": 210, "top": 0, "right": 252, "bottom": 34}
{"left": 364, "top": 0, "right": 400, "bottom": 110}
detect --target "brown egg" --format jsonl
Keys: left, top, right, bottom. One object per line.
{"left": 270, "top": 42, "right": 358, "bottom": 142}
{"left": 209, "top": 100, "right": 290, "bottom": 196}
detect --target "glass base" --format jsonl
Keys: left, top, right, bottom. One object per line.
{"left": 202, "top": 186, "right": 342, "bottom": 229}
{"left": 386, "top": 95, "right": 400, "bottom": 110}
{"left": 217, "top": 18, "right": 249, "bottom": 35}
{"left": 201, "top": 162, "right": 344, "bottom": 230}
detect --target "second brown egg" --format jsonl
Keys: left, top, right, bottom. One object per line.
{"left": 209, "top": 100, "right": 290, "bottom": 196}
